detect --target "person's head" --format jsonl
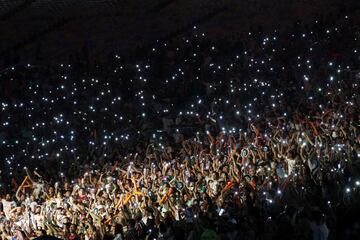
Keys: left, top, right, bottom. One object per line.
{"left": 65, "top": 190, "right": 71, "bottom": 198}
{"left": 39, "top": 229, "right": 47, "bottom": 236}
{"left": 19, "top": 193, "right": 26, "bottom": 202}
{"left": 48, "top": 186, "right": 54, "bottom": 196}
{"left": 114, "top": 223, "right": 123, "bottom": 235}
{"left": 70, "top": 223, "right": 77, "bottom": 233}
{"left": 5, "top": 194, "right": 11, "bottom": 201}
{"left": 64, "top": 181, "right": 70, "bottom": 189}
{"left": 213, "top": 172, "right": 219, "bottom": 179}
{"left": 35, "top": 206, "right": 41, "bottom": 214}
{"left": 30, "top": 194, "right": 36, "bottom": 202}
{"left": 200, "top": 201, "right": 208, "bottom": 212}
{"left": 61, "top": 208, "right": 66, "bottom": 215}
{"left": 57, "top": 192, "right": 62, "bottom": 198}
{"left": 127, "top": 219, "right": 135, "bottom": 229}
{"left": 79, "top": 188, "right": 85, "bottom": 196}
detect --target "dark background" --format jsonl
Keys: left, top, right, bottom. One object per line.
{"left": 1, "top": 0, "right": 360, "bottom": 66}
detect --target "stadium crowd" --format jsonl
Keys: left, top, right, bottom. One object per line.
{"left": 0, "top": 11, "right": 360, "bottom": 240}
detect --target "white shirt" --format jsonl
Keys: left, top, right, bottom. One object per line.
{"left": 33, "top": 214, "right": 44, "bottom": 230}
{"left": 285, "top": 157, "right": 296, "bottom": 175}
{"left": 33, "top": 182, "right": 44, "bottom": 198}
{"left": 1, "top": 199, "right": 15, "bottom": 219}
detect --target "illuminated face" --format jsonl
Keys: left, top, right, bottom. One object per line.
{"left": 79, "top": 189, "right": 85, "bottom": 196}
{"left": 70, "top": 224, "right": 76, "bottom": 233}
{"left": 48, "top": 187, "right": 54, "bottom": 195}
{"left": 35, "top": 207, "right": 41, "bottom": 214}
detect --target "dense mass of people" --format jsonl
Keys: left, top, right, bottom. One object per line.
{"left": 0, "top": 10, "right": 360, "bottom": 240}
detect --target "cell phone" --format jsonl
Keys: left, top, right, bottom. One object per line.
{"left": 219, "top": 209, "right": 225, "bottom": 216}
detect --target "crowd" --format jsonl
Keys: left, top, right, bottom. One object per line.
{"left": 0, "top": 10, "right": 360, "bottom": 240}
